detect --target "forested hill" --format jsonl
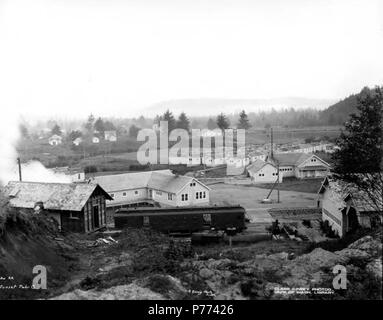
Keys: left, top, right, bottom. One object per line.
{"left": 319, "top": 87, "right": 377, "bottom": 125}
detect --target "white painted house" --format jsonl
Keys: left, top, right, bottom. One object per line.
{"left": 73, "top": 137, "right": 83, "bottom": 146}
{"left": 269, "top": 153, "right": 330, "bottom": 179}
{"left": 48, "top": 135, "right": 63, "bottom": 146}
{"left": 94, "top": 170, "right": 210, "bottom": 209}
{"left": 92, "top": 136, "right": 100, "bottom": 144}
{"left": 104, "top": 130, "right": 117, "bottom": 142}
{"left": 318, "top": 176, "right": 380, "bottom": 237}
{"left": 246, "top": 159, "right": 282, "bottom": 183}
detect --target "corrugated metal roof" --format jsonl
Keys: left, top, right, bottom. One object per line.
{"left": 3, "top": 181, "right": 112, "bottom": 212}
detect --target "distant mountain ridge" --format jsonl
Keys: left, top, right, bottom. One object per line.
{"left": 144, "top": 97, "right": 337, "bottom": 116}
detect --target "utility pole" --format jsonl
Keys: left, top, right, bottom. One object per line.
{"left": 17, "top": 157, "right": 22, "bottom": 181}
{"left": 270, "top": 127, "right": 273, "bottom": 160}
{"left": 277, "top": 160, "right": 280, "bottom": 203}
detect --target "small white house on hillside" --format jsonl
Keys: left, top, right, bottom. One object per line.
{"left": 48, "top": 135, "right": 62, "bottom": 146}
{"left": 104, "top": 130, "right": 117, "bottom": 142}
{"left": 73, "top": 137, "right": 82, "bottom": 146}
{"left": 92, "top": 136, "right": 100, "bottom": 144}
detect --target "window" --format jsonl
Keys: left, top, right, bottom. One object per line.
{"left": 168, "top": 193, "right": 173, "bottom": 200}
{"left": 203, "top": 191, "right": 206, "bottom": 198}
{"left": 123, "top": 192, "right": 127, "bottom": 196}
{"left": 78, "top": 173, "right": 81, "bottom": 180}
{"left": 199, "top": 192, "right": 203, "bottom": 198}
{"left": 110, "top": 193, "right": 115, "bottom": 198}
{"left": 143, "top": 216, "right": 150, "bottom": 226}
{"left": 196, "top": 192, "right": 199, "bottom": 199}
{"left": 182, "top": 194, "right": 188, "bottom": 201}
{"left": 203, "top": 213, "right": 211, "bottom": 224}
{"left": 134, "top": 190, "right": 138, "bottom": 195}
{"left": 69, "top": 212, "right": 79, "bottom": 220}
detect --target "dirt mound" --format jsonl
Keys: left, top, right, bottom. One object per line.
{"left": 51, "top": 283, "right": 165, "bottom": 300}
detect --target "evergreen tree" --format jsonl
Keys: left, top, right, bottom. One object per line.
{"left": 176, "top": 112, "right": 190, "bottom": 132}
{"left": 103, "top": 120, "right": 116, "bottom": 131}
{"left": 129, "top": 124, "right": 141, "bottom": 138}
{"left": 51, "top": 124, "right": 62, "bottom": 136}
{"left": 94, "top": 117, "right": 105, "bottom": 134}
{"left": 216, "top": 113, "right": 230, "bottom": 130}
{"left": 237, "top": 110, "right": 252, "bottom": 130}
{"left": 68, "top": 130, "right": 82, "bottom": 141}
{"left": 161, "top": 109, "right": 176, "bottom": 132}
{"left": 85, "top": 114, "right": 95, "bottom": 132}
{"left": 332, "top": 86, "right": 383, "bottom": 214}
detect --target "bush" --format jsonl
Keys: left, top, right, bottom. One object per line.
{"left": 305, "top": 228, "right": 373, "bottom": 253}
{"left": 125, "top": 229, "right": 194, "bottom": 275}
{"left": 84, "top": 165, "right": 98, "bottom": 174}
{"left": 129, "top": 164, "right": 150, "bottom": 171}
{"left": 320, "top": 220, "right": 339, "bottom": 238}
{"left": 144, "top": 275, "right": 178, "bottom": 296}
{"left": 302, "top": 219, "right": 312, "bottom": 228}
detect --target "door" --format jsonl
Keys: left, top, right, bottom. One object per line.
{"left": 93, "top": 206, "right": 100, "bottom": 229}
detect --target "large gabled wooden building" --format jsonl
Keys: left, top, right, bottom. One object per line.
{"left": 4, "top": 181, "right": 113, "bottom": 233}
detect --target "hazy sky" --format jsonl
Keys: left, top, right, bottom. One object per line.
{"left": 0, "top": 0, "right": 382, "bottom": 119}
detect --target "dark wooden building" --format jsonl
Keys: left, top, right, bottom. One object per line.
{"left": 4, "top": 181, "right": 112, "bottom": 233}
{"left": 114, "top": 205, "right": 246, "bottom": 233}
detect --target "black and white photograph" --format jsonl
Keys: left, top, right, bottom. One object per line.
{"left": 0, "top": 0, "right": 382, "bottom": 306}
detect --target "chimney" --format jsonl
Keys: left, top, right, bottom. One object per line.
{"left": 17, "top": 157, "right": 22, "bottom": 181}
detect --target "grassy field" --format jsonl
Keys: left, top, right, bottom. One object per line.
{"left": 16, "top": 137, "right": 142, "bottom": 169}
{"left": 245, "top": 126, "right": 341, "bottom": 145}
{"left": 256, "top": 178, "right": 324, "bottom": 194}
{"left": 209, "top": 183, "right": 318, "bottom": 209}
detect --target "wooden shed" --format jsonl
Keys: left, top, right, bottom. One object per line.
{"left": 318, "top": 176, "right": 382, "bottom": 237}
{"left": 4, "top": 181, "right": 113, "bottom": 233}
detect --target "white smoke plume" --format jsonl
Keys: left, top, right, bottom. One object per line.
{"left": 7, "top": 161, "right": 72, "bottom": 184}
{"left": 0, "top": 114, "right": 71, "bottom": 186}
